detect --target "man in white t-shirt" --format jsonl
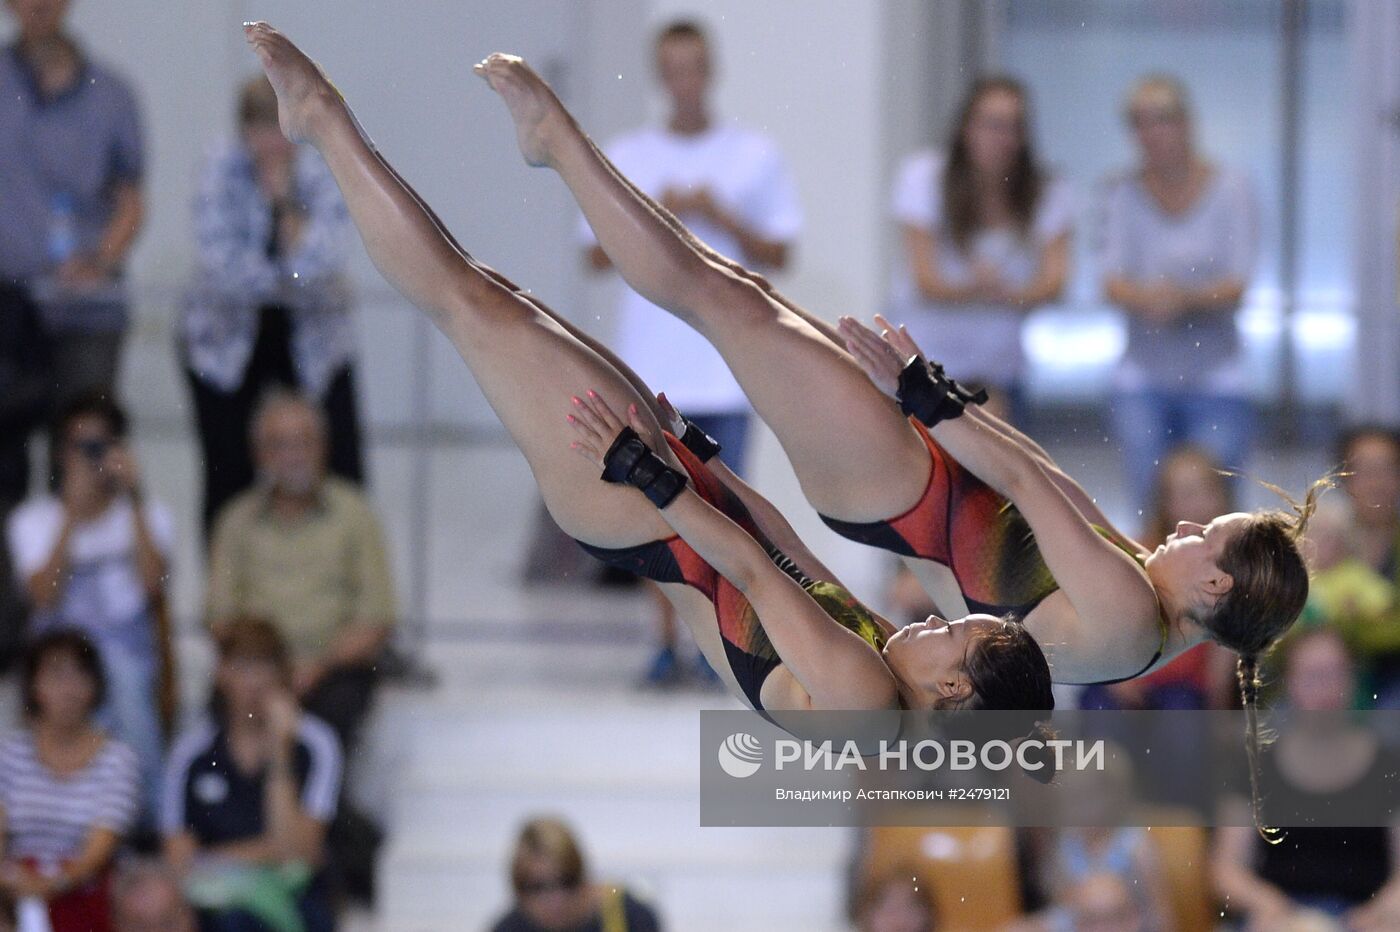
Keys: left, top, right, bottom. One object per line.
{"left": 581, "top": 20, "right": 801, "bottom": 685}
{"left": 5, "top": 392, "right": 174, "bottom": 820}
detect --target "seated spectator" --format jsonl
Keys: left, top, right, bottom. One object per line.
{"left": 1060, "top": 873, "right": 1147, "bottom": 932}
{"left": 1304, "top": 495, "right": 1391, "bottom": 618}
{"left": 111, "top": 859, "right": 196, "bottom": 932}
{"left": 1340, "top": 426, "right": 1400, "bottom": 577}
{"left": 161, "top": 618, "right": 341, "bottom": 932}
{"left": 181, "top": 75, "right": 363, "bottom": 539}
{"left": 206, "top": 389, "right": 394, "bottom": 752}
{"left": 0, "top": 631, "right": 140, "bottom": 932}
{"left": 1332, "top": 426, "right": 1400, "bottom": 704}
{"left": 1012, "top": 756, "right": 1170, "bottom": 932}
{"left": 490, "top": 817, "right": 660, "bottom": 932}
{"left": 5, "top": 392, "right": 172, "bottom": 819}
{"left": 851, "top": 862, "right": 938, "bottom": 932}
{"left": 1212, "top": 628, "right": 1400, "bottom": 928}
{"left": 1010, "top": 832, "right": 1167, "bottom": 932}
{"left": 1085, "top": 444, "right": 1235, "bottom": 711}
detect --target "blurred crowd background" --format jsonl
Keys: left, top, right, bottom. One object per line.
{"left": 3, "top": 0, "right": 1400, "bottom": 930}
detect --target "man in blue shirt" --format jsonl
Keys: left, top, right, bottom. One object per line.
{"left": 0, "top": 0, "right": 146, "bottom": 416}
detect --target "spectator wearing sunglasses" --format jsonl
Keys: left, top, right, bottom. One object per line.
{"left": 491, "top": 817, "right": 661, "bottom": 932}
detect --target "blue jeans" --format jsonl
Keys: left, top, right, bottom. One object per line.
{"left": 686, "top": 412, "right": 752, "bottom": 478}
{"left": 91, "top": 631, "right": 163, "bottom": 824}
{"left": 1109, "top": 390, "right": 1254, "bottom": 505}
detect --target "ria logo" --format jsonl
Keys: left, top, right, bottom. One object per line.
{"left": 717, "top": 732, "right": 763, "bottom": 778}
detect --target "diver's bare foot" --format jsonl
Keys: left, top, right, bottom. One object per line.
{"left": 473, "top": 53, "right": 574, "bottom": 167}
{"left": 243, "top": 22, "right": 342, "bottom": 145}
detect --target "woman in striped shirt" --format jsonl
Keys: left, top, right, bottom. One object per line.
{"left": 0, "top": 630, "right": 140, "bottom": 932}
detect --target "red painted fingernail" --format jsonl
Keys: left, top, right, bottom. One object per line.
{"left": 587, "top": 390, "right": 598, "bottom": 398}
{"left": 571, "top": 396, "right": 581, "bottom": 405}
{"left": 566, "top": 414, "right": 575, "bottom": 423}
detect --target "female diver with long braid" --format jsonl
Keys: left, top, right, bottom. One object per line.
{"left": 471, "top": 52, "right": 1323, "bottom": 721}
{"left": 239, "top": 23, "right": 1053, "bottom": 719}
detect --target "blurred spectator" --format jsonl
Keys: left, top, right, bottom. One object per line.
{"left": 1339, "top": 426, "right": 1400, "bottom": 574}
{"left": 1329, "top": 425, "right": 1400, "bottom": 703}
{"left": 579, "top": 19, "right": 800, "bottom": 686}
{"left": 161, "top": 618, "right": 340, "bottom": 932}
{"left": 1010, "top": 832, "right": 1167, "bottom": 932}
{"left": 1084, "top": 444, "right": 1235, "bottom": 711}
{"left": 1013, "top": 753, "right": 1170, "bottom": 932}
{"left": 1296, "top": 495, "right": 1391, "bottom": 636}
{"left": 850, "top": 863, "right": 938, "bottom": 932}
{"left": 1100, "top": 75, "right": 1259, "bottom": 505}
{"left": 111, "top": 860, "right": 197, "bottom": 932}
{"left": 205, "top": 390, "right": 393, "bottom": 753}
{"left": 0, "top": 0, "right": 145, "bottom": 405}
{"left": 1139, "top": 444, "right": 1234, "bottom": 548}
{"left": 888, "top": 76, "right": 1072, "bottom": 421}
{"left": 0, "top": 631, "right": 140, "bottom": 932}
{"left": 1061, "top": 873, "right": 1147, "bottom": 932}
{"left": 1212, "top": 629, "right": 1400, "bottom": 929}
{"left": 181, "top": 75, "right": 363, "bottom": 539}
{"left": 5, "top": 392, "right": 172, "bottom": 820}
{"left": 490, "top": 817, "right": 660, "bottom": 932}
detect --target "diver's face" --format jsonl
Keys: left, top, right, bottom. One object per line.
{"left": 882, "top": 614, "right": 1003, "bottom": 710}
{"left": 1144, "top": 512, "right": 1249, "bottom": 606}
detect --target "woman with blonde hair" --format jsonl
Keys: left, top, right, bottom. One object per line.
{"left": 492, "top": 817, "right": 660, "bottom": 932}
{"left": 1100, "top": 75, "right": 1260, "bottom": 506}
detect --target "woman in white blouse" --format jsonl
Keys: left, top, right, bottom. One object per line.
{"left": 1100, "top": 75, "right": 1259, "bottom": 504}
{"left": 890, "top": 77, "right": 1073, "bottom": 420}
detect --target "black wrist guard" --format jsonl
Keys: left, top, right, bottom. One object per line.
{"left": 927, "top": 359, "right": 990, "bottom": 407}
{"left": 601, "top": 427, "right": 687, "bottom": 508}
{"left": 677, "top": 415, "right": 722, "bottom": 463}
{"left": 895, "top": 358, "right": 988, "bottom": 427}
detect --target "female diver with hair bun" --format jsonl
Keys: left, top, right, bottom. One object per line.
{"left": 238, "top": 23, "right": 1054, "bottom": 722}
{"left": 471, "top": 49, "right": 1326, "bottom": 826}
